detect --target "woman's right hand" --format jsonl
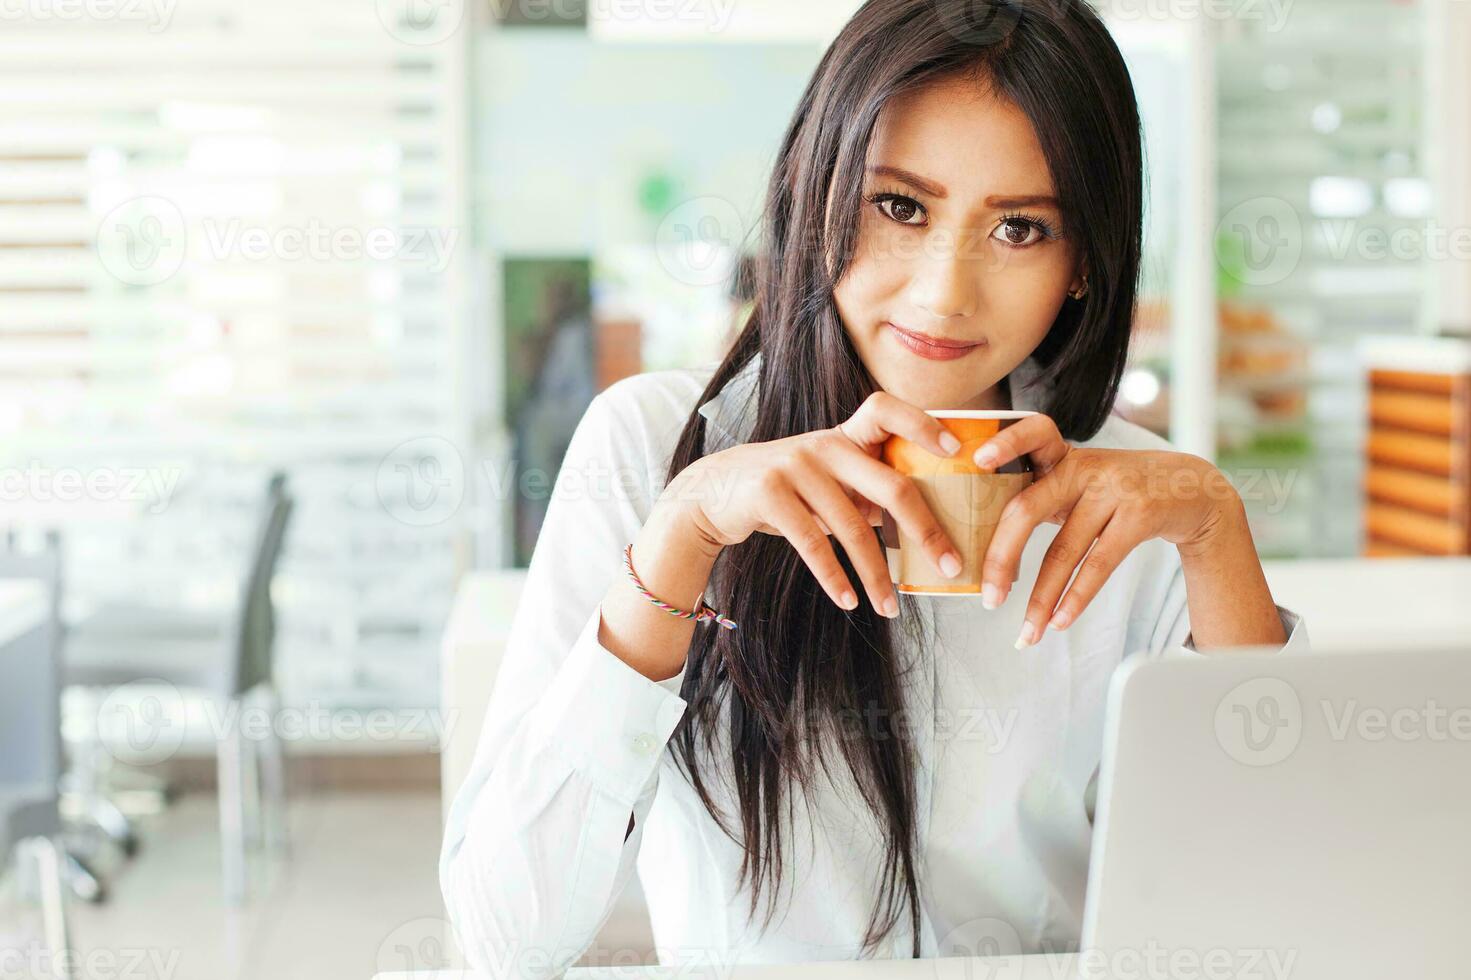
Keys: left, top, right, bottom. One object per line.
{"left": 657, "top": 391, "right": 965, "bottom": 618}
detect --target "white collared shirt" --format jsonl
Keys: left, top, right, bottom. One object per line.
{"left": 440, "top": 355, "right": 1308, "bottom": 975}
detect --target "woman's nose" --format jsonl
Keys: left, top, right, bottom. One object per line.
{"left": 909, "top": 228, "right": 985, "bottom": 320}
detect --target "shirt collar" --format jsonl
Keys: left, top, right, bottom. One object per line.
{"left": 696, "top": 350, "right": 1056, "bottom": 451}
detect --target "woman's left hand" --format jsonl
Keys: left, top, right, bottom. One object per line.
{"left": 973, "top": 414, "right": 1243, "bottom": 649}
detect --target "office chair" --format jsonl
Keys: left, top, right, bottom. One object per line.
{"left": 64, "top": 473, "right": 294, "bottom": 903}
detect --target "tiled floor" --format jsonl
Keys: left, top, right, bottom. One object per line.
{"left": 2, "top": 789, "right": 446, "bottom": 980}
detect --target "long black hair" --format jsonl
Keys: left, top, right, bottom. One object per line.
{"left": 666, "top": 0, "right": 1143, "bottom": 956}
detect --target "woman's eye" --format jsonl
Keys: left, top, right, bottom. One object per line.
{"left": 992, "top": 218, "right": 1044, "bottom": 247}
{"left": 874, "top": 194, "right": 926, "bottom": 226}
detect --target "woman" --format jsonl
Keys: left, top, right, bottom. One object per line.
{"left": 441, "top": 0, "right": 1307, "bottom": 971}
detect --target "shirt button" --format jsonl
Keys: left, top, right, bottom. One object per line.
{"left": 631, "top": 732, "right": 657, "bottom": 756}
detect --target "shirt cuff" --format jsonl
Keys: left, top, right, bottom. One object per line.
{"left": 1180, "top": 603, "right": 1308, "bottom": 655}
{"left": 529, "top": 601, "right": 689, "bottom": 807}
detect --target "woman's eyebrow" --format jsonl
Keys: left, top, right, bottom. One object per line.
{"left": 865, "top": 166, "right": 1058, "bottom": 210}
{"left": 986, "top": 193, "right": 1060, "bottom": 209}
{"left": 866, "top": 165, "right": 947, "bottom": 198}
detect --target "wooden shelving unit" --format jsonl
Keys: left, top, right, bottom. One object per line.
{"left": 1360, "top": 337, "right": 1471, "bottom": 557}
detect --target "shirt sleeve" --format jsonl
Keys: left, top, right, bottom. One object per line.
{"left": 439, "top": 385, "right": 690, "bottom": 979}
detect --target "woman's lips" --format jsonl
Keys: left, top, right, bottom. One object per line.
{"left": 885, "top": 321, "right": 984, "bottom": 361}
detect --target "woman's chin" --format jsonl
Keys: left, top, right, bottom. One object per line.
{"left": 876, "top": 375, "right": 999, "bottom": 412}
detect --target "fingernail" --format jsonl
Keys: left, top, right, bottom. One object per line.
{"left": 1013, "top": 620, "right": 1039, "bottom": 649}
{"left": 974, "top": 444, "right": 999, "bottom": 468}
{"left": 839, "top": 590, "right": 858, "bottom": 610}
{"left": 882, "top": 595, "right": 900, "bottom": 618}
{"left": 1048, "top": 609, "right": 1070, "bottom": 631}
{"left": 981, "top": 583, "right": 1001, "bottom": 610}
{"left": 939, "top": 552, "right": 962, "bottom": 578}
{"left": 939, "top": 431, "right": 962, "bottom": 455}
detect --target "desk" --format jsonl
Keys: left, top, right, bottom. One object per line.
{"left": 1260, "top": 556, "right": 1471, "bottom": 653}
{"left": 0, "top": 579, "right": 54, "bottom": 789}
{"left": 0, "top": 579, "right": 47, "bottom": 649}
{"left": 375, "top": 954, "right": 1084, "bottom": 980}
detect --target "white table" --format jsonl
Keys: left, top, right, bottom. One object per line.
{"left": 0, "top": 579, "right": 47, "bottom": 649}
{"left": 1260, "top": 557, "right": 1471, "bottom": 654}
{"left": 376, "top": 953, "right": 1084, "bottom": 980}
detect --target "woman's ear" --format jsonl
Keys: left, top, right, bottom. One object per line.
{"left": 1067, "top": 256, "right": 1090, "bottom": 301}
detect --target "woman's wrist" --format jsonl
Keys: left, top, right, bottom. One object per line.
{"left": 1174, "top": 493, "right": 1287, "bottom": 649}
{"left": 1177, "top": 491, "right": 1246, "bottom": 561}
{"left": 654, "top": 462, "right": 727, "bottom": 561}
{"left": 598, "top": 500, "right": 723, "bottom": 683}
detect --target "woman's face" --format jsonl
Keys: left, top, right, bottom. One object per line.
{"left": 832, "top": 73, "right": 1084, "bottom": 411}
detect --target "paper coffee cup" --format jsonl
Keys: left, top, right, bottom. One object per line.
{"left": 881, "top": 411, "right": 1035, "bottom": 596}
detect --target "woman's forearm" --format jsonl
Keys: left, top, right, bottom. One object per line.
{"left": 598, "top": 500, "right": 721, "bottom": 682}
{"left": 1175, "top": 496, "right": 1287, "bottom": 651}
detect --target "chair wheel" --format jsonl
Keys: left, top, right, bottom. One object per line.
{"left": 63, "top": 852, "right": 108, "bottom": 904}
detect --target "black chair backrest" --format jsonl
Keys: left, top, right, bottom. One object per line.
{"left": 226, "top": 475, "right": 294, "bottom": 698}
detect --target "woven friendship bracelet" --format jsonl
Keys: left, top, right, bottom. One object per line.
{"left": 623, "top": 543, "right": 738, "bottom": 631}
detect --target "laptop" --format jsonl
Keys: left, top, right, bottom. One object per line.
{"left": 1081, "top": 646, "right": 1471, "bottom": 980}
